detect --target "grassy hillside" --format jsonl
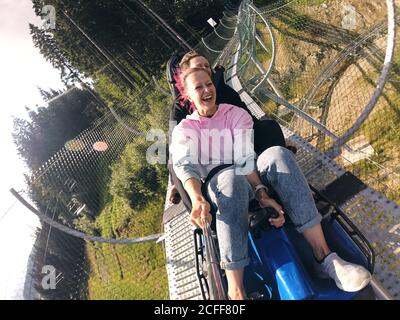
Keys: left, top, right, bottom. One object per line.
{"left": 79, "top": 76, "right": 172, "bottom": 299}
{"left": 86, "top": 196, "right": 168, "bottom": 299}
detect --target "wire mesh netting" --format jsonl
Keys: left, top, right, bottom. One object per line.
{"left": 195, "top": 11, "right": 239, "bottom": 65}
{"left": 3, "top": 0, "right": 399, "bottom": 300}
{"left": 4, "top": 196, "right": 168, "bottom": 299}
{"left": 233, "top": 0, "right": 400, "bottom": 299}
{"left": 9, "top": 109, "right": 170, "bottom": 299}
{"left": 3, "top": 1, "right": 242, "bottom": 300}
{"left": 237, "top": 0, "right": 400, "bottom": 205}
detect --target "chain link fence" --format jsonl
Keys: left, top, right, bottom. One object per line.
{"left": 3, "top": 0, "right": 398, "bottom": 300}
{"left": 237, "top": 0, "right": 399, "bottom": 205}
{"left": 232, "top": 0, "right": 399, "bottom": 299}
{"left": 3, "top": 2, "right": 240, "bottom": 300}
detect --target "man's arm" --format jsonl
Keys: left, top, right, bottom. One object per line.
{"left": 246, "top": 170, "right": 285, "bottom": 228}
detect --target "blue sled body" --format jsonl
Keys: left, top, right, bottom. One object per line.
{"left": 244, "top": 217, "right": 372, "bottom": 300}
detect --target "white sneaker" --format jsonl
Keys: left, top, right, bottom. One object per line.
{"left": 314, "top": 252, "right": 372, "bottom": 292}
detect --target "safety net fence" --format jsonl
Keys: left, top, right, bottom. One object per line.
{"left": 2, "top": 0, "right": 399, "bottom": 300}
{"left": 228, "top": 0, "right": 399, "bottom": 298}
{"left": 2, "top": 0, "right": 242, "bottom": 299}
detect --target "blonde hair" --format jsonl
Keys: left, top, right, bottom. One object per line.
{"left": 179, "top": 50, "right": 202, "bottom": 70}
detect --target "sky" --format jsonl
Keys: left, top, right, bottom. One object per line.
{"left": 0, "top": 0, "right": 65, "bottom": 299}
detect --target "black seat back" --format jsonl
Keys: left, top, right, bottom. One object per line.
{"left": 166, "top": 51, "right": 187, "bottom": 99}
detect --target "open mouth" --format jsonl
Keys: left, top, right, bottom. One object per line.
{"left": 202, "top": 95, "right": 213, "bottom": 101}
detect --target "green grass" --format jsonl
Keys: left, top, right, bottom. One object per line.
{"left": 81, "top": 73, "right": 171, "bottom": 300}
{"left": 86, "top": 196, "right": 168, "bottom": 300}
{"left": 339, "top": 76, "right": 400, "bottom": 204}
{"left": 255, "top": 0, "right": 326, "bottom": 6}
{"left": 251, "top": 0, "right": 400, "bottom": 204}
{"left": 296, "top": 0, "right": 326, "bottom": 5}
{"left": 255, "top": 19, "right": 273, "bottom": 65}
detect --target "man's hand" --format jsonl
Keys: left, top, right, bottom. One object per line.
{"left": 257, "top": 193, "right": 285, "bottom": 228}
{"left": 190, "top": 198, "right": 212, "bottom": 228}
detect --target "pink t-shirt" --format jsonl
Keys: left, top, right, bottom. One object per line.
{"left": 170, "top": 103, "right": 256, "bottom": 185}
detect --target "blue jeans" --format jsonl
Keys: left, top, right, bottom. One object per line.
{"left": 206, "top": 146, "right": 322, "bottom": 270}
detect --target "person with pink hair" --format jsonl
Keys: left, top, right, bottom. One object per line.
{"left": 170, "top": 67, "right": 371, "bottom": 300}
{"left": 168, "top": 51, "right": 290, "bottom": 209}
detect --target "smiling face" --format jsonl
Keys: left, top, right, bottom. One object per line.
{"left": 183, "top": 68, "right": 217, "bottom": 117}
